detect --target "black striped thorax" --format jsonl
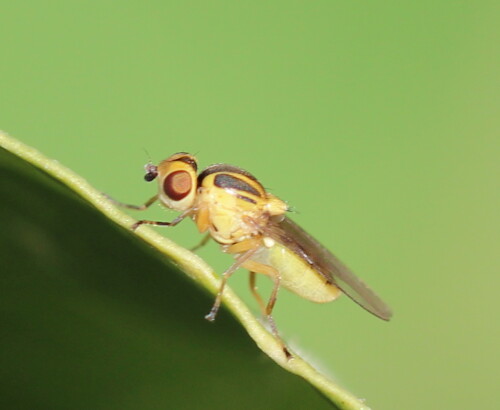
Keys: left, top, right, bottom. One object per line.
{"left": 197, "top": 163, "right": 267, "bottom": 207}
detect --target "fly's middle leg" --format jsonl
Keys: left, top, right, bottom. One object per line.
{"left": 205, "top": 238, "right": 261, "bottom": 322}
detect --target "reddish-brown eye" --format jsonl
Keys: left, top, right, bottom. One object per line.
{"left": 164, "top": 170, "right": 192, "bottom": 200}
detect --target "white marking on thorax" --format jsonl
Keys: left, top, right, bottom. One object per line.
{"left": 263, "top": 237, "right": 275, "bottom": 248}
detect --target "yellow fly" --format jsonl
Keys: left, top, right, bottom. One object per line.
{"left": 114, "top": 152, "right": 392, "bottom": 355}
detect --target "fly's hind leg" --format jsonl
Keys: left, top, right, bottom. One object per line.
{"left": 243, "top": 260, "right": 291, "bottom": 359}
{"left": 249, "top": 272, "right": 266, "bottom": 314}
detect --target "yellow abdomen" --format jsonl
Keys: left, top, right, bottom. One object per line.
{"left": 250, "top": 243, "right": 341, "bottom": 303}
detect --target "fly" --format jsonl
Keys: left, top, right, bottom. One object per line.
{"left": 112, "top": 153, "right": 392, "bottom": 356}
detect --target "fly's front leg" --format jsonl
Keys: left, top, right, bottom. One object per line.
{"left": 132, "top": 209, "right": 192, "bottom": 231}
{"left": 205, "top": 238, "right": 262, "bottom": 322}
{"left": 104, "top": 193, "right": 181, "bottom": 230}
{"left": 105, "top": 194, "right": 158, "bottom": 211}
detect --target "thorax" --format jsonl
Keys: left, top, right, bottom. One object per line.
{"left": 193, "top": 168, "right": 287, "bottom": 245}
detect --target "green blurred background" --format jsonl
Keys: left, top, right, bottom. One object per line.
{"left": 1, "top": 1, "right": 498, "bottom": 409}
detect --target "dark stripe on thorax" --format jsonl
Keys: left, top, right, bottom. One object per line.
{"left": 214, "top": 173, "right": 261, "bottom": 197}
{"left": 198, "top": 163, "right": 259, "bottom": 184}
{"left": 236, "top": 194, "right": 257, "bottom": 204}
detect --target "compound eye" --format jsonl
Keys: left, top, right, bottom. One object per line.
{"left": 163, "top": 170, "right": 192, "bottom": 200}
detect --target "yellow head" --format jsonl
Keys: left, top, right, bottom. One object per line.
{"left": 144, "top": 152, "right": 198, "bottom": 212}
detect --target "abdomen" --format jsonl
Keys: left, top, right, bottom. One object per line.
{"left": 250, "top": 243, "right": 341, "bottom": 303}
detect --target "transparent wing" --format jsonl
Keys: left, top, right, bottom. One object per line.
{"left": 265, "top": 216, "right": 393, "bottom": 321}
